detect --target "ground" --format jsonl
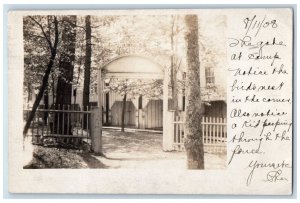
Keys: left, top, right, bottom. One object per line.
{"left": 99, "top": 129, "right": 227, "bottom": 169}
{"left": 24, "top": 129, "right": 227, "bottom": 169}
{"left": 24, "top": 146, "right": 106, "bottom": 169}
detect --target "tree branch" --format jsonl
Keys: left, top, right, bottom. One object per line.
{"left": 29, "top": 16, "right": 53, "bottom": 49}
{"left": 61, "top": 18, "right": 86, "bottom": 31}
{"left": 52, "top": 16, "right": 59, "bottom": 53}
{"left": 27, "top": 33, "right": 47, "bottom": 41}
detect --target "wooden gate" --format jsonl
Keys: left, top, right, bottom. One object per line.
{"left": 110, "top": 101, "right": 136, "bottom": 127}
{"left": 144, "top": 99, "right": 163, "bottom": 130}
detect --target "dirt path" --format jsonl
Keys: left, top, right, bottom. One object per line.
{"left": 94, "top": 130, "right": 227, "bottom": 169}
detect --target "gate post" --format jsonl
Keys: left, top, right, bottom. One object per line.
{"left": 91, "top": 68, "right": 103, "bottom": 155}
{"left": 90, "top": 107, "right": 102, "bottom": 154}
{"left": 163, "top": 67, "right": 173, "bottom": 151}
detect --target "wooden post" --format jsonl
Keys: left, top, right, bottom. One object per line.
{"left": 135, "top": 110, "right": 139, "bottom": 128}
{"left": 170, "top": 110, "right": 175, "bottom": 144}
{"left": 90, "top": 68, "right": 103, "bottom": 155}
{"left": 90, "top": 107, "right": 102, "bottom": 154}
{"left": 163, "top": 67, "right": 173, "bottom": 151}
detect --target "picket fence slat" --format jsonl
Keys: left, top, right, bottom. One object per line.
{"left": 172, "top": 112, "right": 227, "bottom": 153}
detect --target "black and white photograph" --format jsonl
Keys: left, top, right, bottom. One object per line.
{"left": 22, "top": 13, "right": 227, "bottom": 170}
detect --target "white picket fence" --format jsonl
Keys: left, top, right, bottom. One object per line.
{"left": 173, "top": 112, "right": 227, "bottom": 153}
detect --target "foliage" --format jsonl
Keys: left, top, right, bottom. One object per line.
{"left": 23, "top": 14, "right": 226, "bottom": 107}
{"left": 24, "top": 16, "right": 80, "bottom": 98}
{"left": 23, "top": 16, "right": 56, "bottom": 93}
{"left": 104, "top": 78, "right": 163, "bottom": 100}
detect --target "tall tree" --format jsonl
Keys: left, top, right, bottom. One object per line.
{"left": 121, "top": 93, "right": 127, "bottom": 132}
{"left": 43, "top": 89, "right": 49, "bottom": 124}
{"left": 170, "top": 15, "right": 179, "bottom": 111}
{"left": 82, "top": 15, "right": 92, "bottom": 129}
{"left": 23, "top": 16, "right": 59, "bottom": 136}
{"left": 54, "top": 16, "right": 77, "bottom": 135}
{"left": 184, "top": 15, "right": 205, "bottom": 169}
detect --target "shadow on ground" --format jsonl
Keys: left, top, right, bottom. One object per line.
{"left": 78, "top": 153, "right": 107, "bottom": 168}
{"left": 24, "top": 146, "right": 106, "bottom": 169}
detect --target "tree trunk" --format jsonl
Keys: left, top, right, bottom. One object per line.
{"left": 170, "top": 15, "right": 178, "bottom": 111}
{"left": 23, "top": 17, "right": 59, "bottom": 136}
{"left": 171, "top": 56, "right": 178, "bottom": 111}
{"left": 184, "top": 15, "right": 204, "bottom": 169}
{"left": 27, "top": 83, "right": 31, "bottom": 106}
{"left": 73, "top": 88, "right": 77, "bottom": 106}
{"left": 52, "top": 73, "right": 55, "bottom": 105}
{"left": 43, "top": 89, "right": 49, "bottom": 125}
{"left": 121, "top": 94, "right": 127, "bottom": 132}
{"left": 83, "top": 15, "right": 92, "bottom": 129}
{"left": 54, "top": 16, "right": 77, "bottom": 135}
{"left": 105, "top": 92, "right": 110, "bottom": 125}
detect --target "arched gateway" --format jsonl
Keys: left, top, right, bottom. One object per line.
{"left": 93, "top": 55, "right": 173, "bottom": 154}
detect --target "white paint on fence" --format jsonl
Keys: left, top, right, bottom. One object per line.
{"left": 173, "top": 112, "right": 227, "bottom": 153}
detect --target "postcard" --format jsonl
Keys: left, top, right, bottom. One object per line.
{"left": 8, "top": 8, "right": 293, "bottom": 194}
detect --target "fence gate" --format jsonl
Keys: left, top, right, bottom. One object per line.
{"left": 172, "top": 111, "right": 227, "bottom": 153}
{"left": 144, "top": 100, "right": 163, "bottom": 130}
{"left": 110, "top": 101, "right": 136, "bottom": 127}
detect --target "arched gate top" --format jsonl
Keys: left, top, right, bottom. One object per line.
{"left": 100, "top": 55, "right": 164, "bottom": 79}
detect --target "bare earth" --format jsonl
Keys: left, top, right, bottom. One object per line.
{"left": 96, "top": 129, "right": 227, "bottom": 169}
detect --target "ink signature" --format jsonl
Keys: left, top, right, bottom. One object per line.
{"left": 265, "top": 169, "right": 288, "bottom": 182}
